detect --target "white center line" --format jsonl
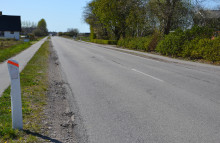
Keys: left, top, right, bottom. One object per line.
{"left": 132, "top": 68, "right": 164, "bottom": 82}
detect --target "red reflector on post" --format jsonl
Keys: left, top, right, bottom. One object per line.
{"left": 7, "top": 60, "right": 19, "bottom": 67}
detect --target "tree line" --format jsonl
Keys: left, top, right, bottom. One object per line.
{"left": 84, "top": 0, "right": 219, "bottom": 40}
{"left": 58, "top": 28, "right": 79, "bottom": 37}
{"left": 22, "top": 18, "right": 80, "bottom": 39}
{"left": 22, "top": 19, "right": 48, "bottom": 38}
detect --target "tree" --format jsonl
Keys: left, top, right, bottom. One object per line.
{"left": 84, "top": 0, "right": 197, "bottom": 38}
{"left": 67, "top": 28, "right": 79, "bottom": 37}
{"left": 84, "top": 0, "right": 112, "bottom": 40}
{"left": 33, "top": 19, "right": 48, "bottom": 36}
{"left": 192, "top": 1, "right": 220, "bottom": 31}
{"left": 33, "top": 29, "right": 44, "bottom": 37}
{"left": 21, "top": 21, "right": 37, "bottom": 35}
{"left": 148, "top": 0, "right": 193, "bottom": 35}
{"left": 84, "top": 0, "right": 148, "bottom": 40}
{"left": 125, "top": 0, "right": 154, "bottom": 37}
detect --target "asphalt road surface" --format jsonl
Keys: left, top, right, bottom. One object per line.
{"left": 52, "top": 36, "right": 220, "bottom": 143}
{"left": 0, "top": 37, "right": 47, "bottom": 96}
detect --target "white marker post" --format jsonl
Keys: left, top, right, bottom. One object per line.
{"left": 7, "top": 60, "right": 23, "bottom": 130}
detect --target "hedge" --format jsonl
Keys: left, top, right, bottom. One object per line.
{"left": 90, "top": 25, "right": 219, "bottom": 63}
{"left": 117, "top": 36, "right": 153, "bottom": 52}
{"left": 117, "top": 32, "right": 161, "bottom": 52}
{"left": 182, "top": 37, "right": 220, "bottom": 62}
{"left": 156, "top": 26, "right": 214, "bottom": 57}
{"left": 156, "top": 29, "right": 185, "bottom": 56}
{"left": 91, "top": 39, "right": 117, "bottom": 45}
{"left": 156, "top": 25, "right": 219, "bottom": 62}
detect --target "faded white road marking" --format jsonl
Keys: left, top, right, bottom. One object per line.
{"left": 132, "top": 68, "right": 164, "bottom": 82}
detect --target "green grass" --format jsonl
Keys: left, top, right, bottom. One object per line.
{"left": 0, "top": 42, "right": 32, "bottom": 62}
{"left": 0, "top": 37, "right": 45, "bottom": 63}
{"left": 0, "top": 40, "right": 50, "bottom": 142}
{"left": 0, "top": 40, "right": 23, "bottom": 49}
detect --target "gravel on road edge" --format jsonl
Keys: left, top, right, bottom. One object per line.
{"left": 45, "top": 40, "right": 88, "bottom": 143}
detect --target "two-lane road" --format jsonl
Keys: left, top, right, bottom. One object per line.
{"left": 52, "top": 36, "right": 220, "bottom": 143}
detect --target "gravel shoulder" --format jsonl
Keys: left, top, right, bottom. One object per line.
{"left": 44, "top": 40, "right": 79, "bottom": 143}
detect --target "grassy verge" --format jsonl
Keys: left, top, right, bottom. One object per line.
{"left": 0, "top": 40, "right": 50, "bottom": 142}
{"left": 0, "top": 42, "right": 32, "bottom": 62}
{"left": 0, "top": 40, "right": 23, "bottom": 48}
{"left": 0, "top": 37, "right": 45, "bottom": 63}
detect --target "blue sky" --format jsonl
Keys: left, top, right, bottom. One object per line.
{"left": 0, "top": 0, "right": 91, "bottom": 32}
{"left": 0, "top": 0, "right": 219, "bottom": 33}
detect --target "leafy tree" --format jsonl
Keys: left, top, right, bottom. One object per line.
{"left": 125, "top": 0, "right": 154, "bottom": 37}
{"left": 84, "top": 0, "right": 149, "bottom": 40}
{"left": 37, "top": 19, "right": 48, "bottom": 34}
{"left": 84, "top": 0, "right": 113, "bottom": 40}
{"left": 84, "top": 0, "right": 213, "bottom": 39}
{"left": 33, "top": 19, "right": 48, "bottom": 36}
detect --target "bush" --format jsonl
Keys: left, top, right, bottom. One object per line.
{"left": 156, "top": 29, "right": 185, "bottom": 56}
{"left": 192, "top": 39, "right": 208, "bottom": 59}
{"left": 182, "top": 38, "right": 201, "bottom": 59}
{"left": 91, "top": 39, "right": 117, "bottom": 45}
{"left": 148, "top": 31, "right": 162, "bottom": 51}
{"left": 115, "top": 25, "right": 218, "bottom": 63}
{"left": 136, "top": 37, "right": 151, "bottom": 51}
{"left": 90, "top": 26, "right": 96, "bottom": 41}
{"left": 184, "top": 25, "right": 213, "bottom": 41}
{"left": 28, "top": 33, "right": 36, "bottom": 41}
{"left": 117, "top": 37, "right": 132, "bottom": 48}
{"left": 33, "top": 29, "right": 45, "bottom": 37}
{"left": 156, "top": 26, "right": 214, "bottom": 57}
{"left": 108, "top": 40, "right": 118, "bottom": 45}
{"left": 182, "top": 37, "right": 220, "bottom": 62}
{"left": 127, "top": 38, "right": 138, "bottom": 50}
{"left": 202, "top": 37, "right": 220, "bottom": 62}
{"left": 117, "top": 36, "right": 153, "bottom": 52}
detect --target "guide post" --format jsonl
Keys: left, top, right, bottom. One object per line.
{"left": 7, "top": 60, "right": 23, "bottom": 130}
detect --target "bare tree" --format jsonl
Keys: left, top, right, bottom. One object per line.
{"left": 21, "top": 21, "right": 37, "bottom": 35}
{"left": 148, "top": 0, "right": 193, "bottom": 34}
